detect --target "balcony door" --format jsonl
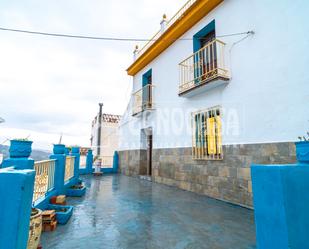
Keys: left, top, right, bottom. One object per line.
{"left": 193, "top": 20, "right": 216, "bottom": 84}
{"left": 142, "top": 69, "right": 152, "bottom": 110}
{"left": 147, "top": 133, "right": 152, "bottom": 176}
{"left": 200, "top": 30, "right": 217, "bottom": 79}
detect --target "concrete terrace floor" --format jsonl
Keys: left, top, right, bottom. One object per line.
{"left": 41, "top": 175, "right": 256, "bottom": 249}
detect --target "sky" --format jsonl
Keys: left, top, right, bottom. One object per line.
{"left": 0, "top": 0, "right": 183, "bottom": 151}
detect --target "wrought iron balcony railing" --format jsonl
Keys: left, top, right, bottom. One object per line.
{"left": 179, "top": 39, "right": 230, "bottom": 95}
{"left": 132, "top": 84, "right": 155, "bottom": 116}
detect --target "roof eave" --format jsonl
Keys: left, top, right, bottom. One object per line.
{"left": 126, "top": 0, "right": 223, "bottom": 76}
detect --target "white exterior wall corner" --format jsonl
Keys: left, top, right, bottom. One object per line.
{"left": 118, "top": 0, "right": 309, "bottom": 151}
{"left": 91, "top": 118, "right": 121, "bottom": 157}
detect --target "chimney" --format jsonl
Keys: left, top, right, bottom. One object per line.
{"left": 133, "top": 45, "right": 139, "bottom": 61}
{"left": 160, "top": 14, "right": 167, "bottom": 33}
{"left": 97, "top": 103, "right": 103, "bottom": 156}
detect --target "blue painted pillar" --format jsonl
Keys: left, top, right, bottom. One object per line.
{"left": 50, "top": 144, "right": 66, "bottom": 195}
{"left": 0, "top": 167, "right": 35, "bottom": 249}
{"left": 86, "top": 149, "right": 93, "bottom": 174}
{"left": 113, "top": 151, "right": 119, "bottom": 173}
{"left": 251, "top": 164, "right": 309, "bottom": 249}
{"left": 1, "top": 140, "right": 34, "bottom": 170}
{"left": 71, "top": 146, "right": 80, "bottom": 183}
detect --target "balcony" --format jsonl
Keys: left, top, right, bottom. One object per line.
{"left": 179, "top": 39, "right": 230, "bottom": 96}
{"left": 132, "top": 84, "right": 155, "bottom": 116}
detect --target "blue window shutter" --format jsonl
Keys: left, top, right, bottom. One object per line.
{"left": 142, "top": 69, "right": 152, "bottom": 87}
{"left": 193, "top": 20, "right": 216, "bottom": 53}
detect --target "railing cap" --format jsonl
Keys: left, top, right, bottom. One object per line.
{"left": 34, "top": 159, "right": 56, "bottom": 164}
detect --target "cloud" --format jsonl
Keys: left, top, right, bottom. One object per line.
{"left": 0, "top": 0, "right": 181, "bottom": 149}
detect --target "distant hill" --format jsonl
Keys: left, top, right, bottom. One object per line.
{"left": 0, "top": 145, "right": 51, "bottom": 161}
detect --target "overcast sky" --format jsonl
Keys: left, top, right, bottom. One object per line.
{"left": 0, "top": 0, "right": 183, "bottom": 151}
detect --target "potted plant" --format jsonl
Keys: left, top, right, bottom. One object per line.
{"left": 46, "top": 205, "right": 73, "bottom": 225}
{"left": 53, "top": 135, "right": 66, "bottom": 154}
{"left": 64, "top": 147, "right": 71, "bottom": 155}
{"left": 66, "top": 182, "right": 86, "bottom": 197}
{"left": 27, "top": 208, "right": 42, "bottom": 249}
{"left": 53, "top": 144, "right": 65, "bottom": 154}
{"left": 9, "top": 139, "right": 33, "bottom": 158}
{"left": 71, "top": 146, "right": 80, "bottom": 154}
{"left": 296, "top": 132, "right": 309, "bottom": 163}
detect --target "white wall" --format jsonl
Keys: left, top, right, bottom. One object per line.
{"left": 91, "top": 119, "right": 120, "bottom": 157}
{"left": 119, "top": 0, "right": 309, "bottom": 151}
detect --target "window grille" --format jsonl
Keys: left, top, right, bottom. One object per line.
{"left": 192, "top": 106, "right": 222, "bottom": 160}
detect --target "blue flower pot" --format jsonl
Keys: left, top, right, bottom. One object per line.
{"left": 53, "top": 144, "right": 65, "bottom": 154}
{"left": 64, "top": 147, "right": 70, "bottom": 155}
{"left": 9, "top": 140, "right": 33, "bottom": 158}
{"left": 71, "top": 147, "right": 80, "bottom": 154}
{"left": 66, "top": 184, "right": 86, "bottom": 197}
{"left": 47, "top": 204, "right": 73, "bottom": 225}
{"left": 295, "top": 141, "right": 309, "bottom": 164}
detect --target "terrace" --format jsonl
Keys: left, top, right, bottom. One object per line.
{"left": 41, "top": 175, "right": 256, "bottom": 249}
{"left": 0, "top": 139, "right": 308, "bottom": 249}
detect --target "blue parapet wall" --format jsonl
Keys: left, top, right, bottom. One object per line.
{"left": 80, "top": 167, "right": 116, "bottom": 174}
{"left": 0, "top": 167, "right": 35, "bottom": 249}
{"left": 80, "top": 151, "right": 119, "bottom": 175}
{"left": 251, "top": 164, "right": 309, "bottom": 249}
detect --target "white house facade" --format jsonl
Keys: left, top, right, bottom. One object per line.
{"left": 118, "top": 0, "right": 309, "bottom": 207}
{"left": 91, "top": 113, "right": 121, "bottom": 167}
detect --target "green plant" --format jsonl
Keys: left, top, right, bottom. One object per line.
{"left": 298, "top": 132, "right": 309, "bottom": 141}
{"left": 13, "top": 138, "right": 30, "bottom": 141}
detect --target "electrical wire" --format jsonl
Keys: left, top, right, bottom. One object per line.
{"left": 0, "top": 27, "right": 253, "bottom": 42}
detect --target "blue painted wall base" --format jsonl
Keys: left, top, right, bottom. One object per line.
{"left": 251, "top": 164, "right": 309, "bottom": 249}
{"left": 0, "top": 167, "right": 35, "bottom": 249}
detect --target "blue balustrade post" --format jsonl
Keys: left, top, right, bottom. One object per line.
{"left": 113, "top": 151, "right": 119, "bottom": 173}
{"left": 0, "top": 167, "right": 35, "bottom": 249}
{"left": 86, "top": 149, "right": 93, "bottom": 174}
{"left": 71, "top": 146, "right": 80, "bottom": 184}
{"left": 1, "top": 140, "right": 34, "bottom": 170}
{"left": 50, "top": 144, "right": 66, "bottom": 195}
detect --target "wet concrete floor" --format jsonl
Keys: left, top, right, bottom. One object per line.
{"left": 41, "top": 175, "right": 256, "bottom": 249}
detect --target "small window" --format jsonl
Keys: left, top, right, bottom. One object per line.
{"left": 192, "top": 106, "right": 222, "bottom": 160}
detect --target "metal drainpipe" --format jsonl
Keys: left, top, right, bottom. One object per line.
{"left": 97, "top": 103, "right": 103, "bottom": 156}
